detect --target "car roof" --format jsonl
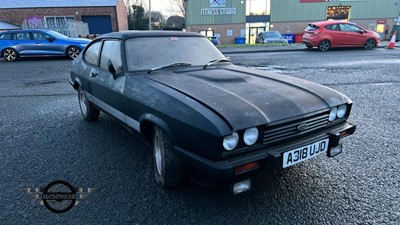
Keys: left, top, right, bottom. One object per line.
{"left": 309, "top": 20, "right": 350, "bottom": 26}
{"left": 1, "top": 29, "right": 52, "bottom": 33}
{"left": 95, "top": 30, "right": 205, "bottom": 40}
{"left": 260, "top": 31, "right": 280, "bottom": 33}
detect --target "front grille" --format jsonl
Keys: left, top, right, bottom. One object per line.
{"left": 263, "top": 111, "right": 330, "bottom": 146}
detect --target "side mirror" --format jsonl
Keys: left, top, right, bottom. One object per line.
{"left": 107, "top": 60, "right": 121, "bottom": 79}
{"left": 358, "top": 30, "right": 365, "bottom": 34}
{"left": 47, "top": 37, "right": 55, "bottom": 42}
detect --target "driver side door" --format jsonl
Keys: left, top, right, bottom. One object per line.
{"left": 339, "top": 23, "right": 366, "bottom": 46}
{"left": 89, "top": 39, "right": 126, "bottom": 123}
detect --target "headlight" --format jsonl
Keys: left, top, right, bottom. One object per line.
{"left": 337, "top": 104, "right": 347, "bottom": 118}
{"left": 329, "top": 107, "right": 337, "bottom": 122}
{"left": 243, "top": 127, "right": 259, "bottom": 146}
{"left": 223, "top": 132, "right": 239, "bottom": 151}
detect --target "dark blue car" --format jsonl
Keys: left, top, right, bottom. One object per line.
{"left": 0, "top": 29, "right": 90, "bottom": 61}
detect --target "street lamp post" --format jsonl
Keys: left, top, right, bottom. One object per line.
{"left": 149, "top": 0, "right": 152, "bottom": 30}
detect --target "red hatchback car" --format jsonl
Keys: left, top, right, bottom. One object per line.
{"left": 303, "top": 20, "right": 380, "bottom": 51}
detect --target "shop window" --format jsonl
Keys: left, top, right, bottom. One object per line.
{"left": 199, "top": 30, "right": 214, "bottom": 37}
{"left": 246, "top": 0, "right": 270, "bottom": 16}
{"left": 326, "top": 6, "right": 350, "bottom": 20}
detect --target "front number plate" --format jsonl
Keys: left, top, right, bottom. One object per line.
{"left": 282, "top": 138, "right": 329, "bottom": 168}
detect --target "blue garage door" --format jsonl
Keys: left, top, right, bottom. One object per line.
{"left": 81, "top": 15, "right": 112, "bottom": 34}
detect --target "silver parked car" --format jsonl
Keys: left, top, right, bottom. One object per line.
{"left": 255, "top": 31, "right": 288, "bottom": 44}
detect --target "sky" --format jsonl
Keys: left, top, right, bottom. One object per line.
{"left": 128, "top": 0, "right": 180, "bottom": 17}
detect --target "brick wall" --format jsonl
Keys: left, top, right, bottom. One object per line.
{"left": 0, "top": 6, "right": 128, "bottom": 32}
{"left": 116, "top": 0, "right": 128, "bottom": 31}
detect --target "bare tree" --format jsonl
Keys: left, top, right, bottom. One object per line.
{"left": 168, "top": 0, "right": 186, "bottom": 17}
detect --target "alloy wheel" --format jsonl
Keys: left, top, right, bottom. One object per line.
{"left": 318, "top": 40, "right": 330, "bottom": 51}
{"left": 154, "top": 127, "right": 163, "bottom": 176}
{"left": 3, "top": 49, "right": 17, "bottom": 61}
{"left": 79, "top": 90, "right": 88, "bottom": 116}
{"left": 68, "top": 47, "right": 80, "bottom": 59}
{"left": 364, "top": 39, "right": 376, "bottom": 50}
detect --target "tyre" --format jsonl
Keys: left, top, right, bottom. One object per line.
{"left": 2, "top": 48, "right": 18, "bottom": 61}
{"left": 67, "top": 46, "right": 81, "bottom": 59}
{"left": 364, "top": 39, "right": 376, "bottom": 50}
{"left": 318, "top": 40, "right": 330, "bottom": 51}
{"left": 78, "top": 87, "right": 100, "bottom": 121}
{"left": 153, "top": 126, "right": 184, "bottom": 188}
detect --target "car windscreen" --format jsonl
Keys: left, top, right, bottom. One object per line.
{"left": 262, "top": 32, "right": 281, "bottom": 38}
{"left": 125, "top": 36, "right": 227, "bottom": 72}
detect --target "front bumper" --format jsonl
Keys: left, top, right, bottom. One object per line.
{"left": 174, "top": 122, "right": 356, "bottom": 187}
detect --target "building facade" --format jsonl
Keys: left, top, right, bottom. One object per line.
{"left": 186, "top": 0, "right": 399, "bottom": 44}
{"left": 0, "top": 0, "right": 128, "bottom": 37}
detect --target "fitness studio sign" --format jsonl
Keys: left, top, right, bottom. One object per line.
{"left": 201, "top": 0, "right": 237, "bottom": 16}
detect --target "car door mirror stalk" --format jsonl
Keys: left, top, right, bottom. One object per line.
{"left": 107, "top": 60, "right": 121, "bottom": 79}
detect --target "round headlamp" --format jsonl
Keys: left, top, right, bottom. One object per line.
{"left": 337, "top": 104, "right": 347, "bottom": 118}
{"left": 223, "top": 132, "right": 239, "bottom": 151}
{"left": 329, "top": 107, "right": 337, "bottom": 122}
{"left": 243, "top": 127, "right": 259, "bottom": 146}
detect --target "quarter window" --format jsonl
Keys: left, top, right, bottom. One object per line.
{"left": 84, "top": 41, "right": 102, "bottom": 66}
{"left": 0, "top": 33, "right": 13, "bottom": 40}
{"left": 100, "top": 40, "right": 122, "bottom": 73}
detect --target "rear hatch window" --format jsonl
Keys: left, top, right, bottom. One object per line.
{"left": 305, "top": 24, "right": 319, "bottom": 32}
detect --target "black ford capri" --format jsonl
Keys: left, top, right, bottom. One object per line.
{"left": 69, "top": 31, "right": 356, "bottom": 194}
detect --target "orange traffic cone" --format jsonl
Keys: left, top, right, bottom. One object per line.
{"left": 387, "top": 31, "right": 396, "bottom": 49}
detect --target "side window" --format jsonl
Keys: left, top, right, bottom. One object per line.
{"left": 15, "top": 32, "right": 31, "bottom": 40}
{"left": 0, "top": 33, "right": 13, "bottom": 40}
{"left": 325, "top": 24, "right": 340, "bottom": 31}
{"left": 32, "top": 32, "right": 51, "bottom": 40}
{"left": 340, "top": 24, "right": 361, "bottom": 32}
{"left": 84, "top": 41, "right": 102, "bottom": 66}
{"left": 99, "top": 40, "right": 122, "bottom": 73}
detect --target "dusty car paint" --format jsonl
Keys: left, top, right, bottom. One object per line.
{"left": 70, "top": 31, "right": 356, "bottom": 191}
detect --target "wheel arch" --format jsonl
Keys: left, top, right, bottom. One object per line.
{"left": 71, "top": 77, "right": 82, "bottom": 91}
{"left": 318, "top": 39, "right": 331, "bottom": 45}
{"left": 139, "top": 114, "right": 173, "bottom": 144}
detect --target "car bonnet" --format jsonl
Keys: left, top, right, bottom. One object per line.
{"left": 145, "top": 66, "right": 350, "bottom": 130}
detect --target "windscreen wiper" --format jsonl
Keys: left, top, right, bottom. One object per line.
{"left": 148, "top": 63, "right": 192, "bottom": 74}
{"left": 203, "top": 59, "right": 231, "bottom": 69}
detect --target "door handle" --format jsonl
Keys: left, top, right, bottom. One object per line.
{"left": 90, "top": 72, "right": 98, "bottom": 77}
